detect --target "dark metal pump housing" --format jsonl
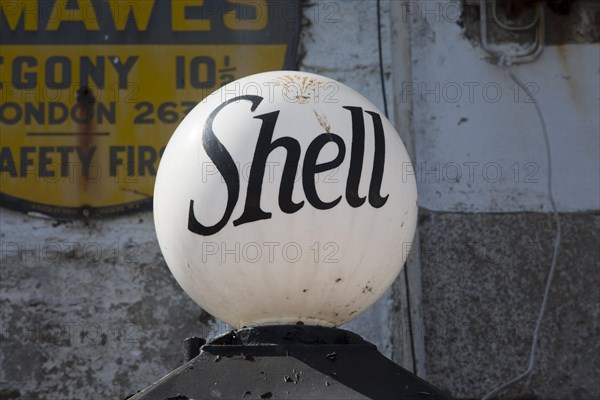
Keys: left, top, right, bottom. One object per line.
{"left": 127, "top": 325, "right": 454, "bottom": 400}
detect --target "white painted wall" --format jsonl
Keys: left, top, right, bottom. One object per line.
{"left": 407, "top": 4, "right": 600, "bottom": 212}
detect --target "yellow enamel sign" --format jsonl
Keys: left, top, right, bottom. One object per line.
{"left": 0, "top": 0, "right": 300, "bottom": 218}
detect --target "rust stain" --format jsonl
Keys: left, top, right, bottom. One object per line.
{"left": 313, "top": 109, "right": 331, "bottom": 134}
{"left": 556, "top": 44, "right": 569, "bottom": 66}
{"left": 120, "top": 187, "right": 152, "bottom": 198}
{"left": 554, "top": 44, "right": 585, "bottom": 114}
{"left": 77, "top": 86, "right": 96, "bottom": 215}
{"left": 270, "top": 74, "right": 325, "bottom": 104}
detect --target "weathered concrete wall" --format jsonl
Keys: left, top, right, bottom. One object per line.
{"left": 0, "top": 209, "right": 217, "bottom": 399}
{"left": 419, "top": 212, "right": 599, "bottom": 399}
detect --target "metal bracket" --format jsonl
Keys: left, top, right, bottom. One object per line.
{"left": 479, "top": 0, "right": 545, "bottom": 65}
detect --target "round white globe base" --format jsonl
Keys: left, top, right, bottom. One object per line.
{"left": 154, "top": 71, "right": 418, "bottom": 328}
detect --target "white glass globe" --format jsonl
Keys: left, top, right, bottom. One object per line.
{"left": 154, "top": 71, "right": 417, "bottom": 328}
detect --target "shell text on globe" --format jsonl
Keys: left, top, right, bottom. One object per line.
{"left": 188, "top": 95, "right": 389, "bottom": 236}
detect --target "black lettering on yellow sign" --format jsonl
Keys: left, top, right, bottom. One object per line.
{"left": 0, "top": 0, "right": 300, "bottom": 218}
{"left": 1, "top": 146, "right": 97, "bottom": 178}
{"left": 0, "top": 145, "right": 165, "bottom": 178}
{"left": 0, "top": 102, "right": 116, "bottom": 125}
{"left": 0, "top": 0, "right": 273, "bottom": 39}
{"left": 0, "top": 55, "right": 137, "bottom": 89}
